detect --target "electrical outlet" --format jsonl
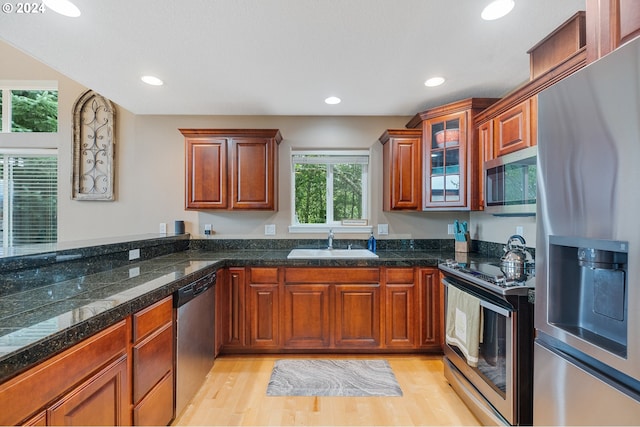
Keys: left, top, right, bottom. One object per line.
{"left": 204, "top": 224, "right": 212, "bottom": 235}
{"left": 265, "top": 224, "right": 276, "bottom": 235}
{"left": 448, "top": 224, "right": 455, "bottom": 235}
{"left": 129, "top": 267, "right": 140, "bottom": 278}
{"left": 129, "top": 249, "right": 140, "bottom": 260}
{"left": 159, "top": 223, "right": 167, "bottom": 234}
{"left": 516, "top": 226, "right": 524, "bottom": 236}
{"left": 378, "top": 224, "right": 389, "bottom": 235}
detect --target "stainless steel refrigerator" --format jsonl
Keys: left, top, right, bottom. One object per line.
{"left": 535, "top": 36, "right": 640, "bottom": 425}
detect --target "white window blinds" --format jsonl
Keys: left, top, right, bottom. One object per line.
{"left": 1, "top": 151, "right": 58, "bottom": 246}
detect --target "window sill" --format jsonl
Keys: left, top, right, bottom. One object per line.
{"left": 288, "top": 225, "right": 373, "bottom": 234}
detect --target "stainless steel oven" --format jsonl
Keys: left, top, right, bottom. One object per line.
{"left": 439, "top": 261, "right": 534, "bottom": 426}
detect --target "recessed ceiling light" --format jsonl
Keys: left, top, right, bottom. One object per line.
{"left": 481, "top": 0, "right": 515, "bottom": 21}
{"left": 424, "top": 77, "right": 445, "bottom": 87}
{"left": 141, "top": 75, "right": 164, "bottom": 86}
{"left": 325, "top": 96, "right": 341, "bottom": 105}
{"left": 43, "top": 0, "right": 81, "bottom": 17}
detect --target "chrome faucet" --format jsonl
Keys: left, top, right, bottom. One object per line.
{"left": 327, "top": 229, "right": 334, "bottom": 249}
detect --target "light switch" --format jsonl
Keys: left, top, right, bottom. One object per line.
{"left": 265, "top": 224, "right": 276, "bottom": 235}
{"left": 378, "top": 224, "right": 389, "bottom": 235}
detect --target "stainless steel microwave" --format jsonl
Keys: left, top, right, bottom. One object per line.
{"left": 484, "top": 146, "right": 537, "bottom": 215}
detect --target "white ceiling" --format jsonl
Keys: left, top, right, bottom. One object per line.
{"left": 0, "top": 0, "right": 585, "bottom": 116}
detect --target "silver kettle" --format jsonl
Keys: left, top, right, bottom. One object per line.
{"left": 500, "top": 235, "right": 534, "bottom": 282}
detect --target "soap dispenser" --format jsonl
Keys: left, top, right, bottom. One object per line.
{"left": 367, "top": 231, "right": 377, "bottom": 253}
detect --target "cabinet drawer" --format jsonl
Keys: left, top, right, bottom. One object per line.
{"left": 385, "top": 268, "right": 415, "bottom": 284}
{"left": 132, "top": 323, "right": 173, "bottom": 403}
{"left": 249, "top": 267, "right": 279, "bottom": 283}
{"left": 285, "top": 267, "right": 380, "bottom": 283}
{"left": 132, "top": 296, "right": 173, "bottom": 342}
{"left": 133, "top": 371, "right": 174, "bottom": 426}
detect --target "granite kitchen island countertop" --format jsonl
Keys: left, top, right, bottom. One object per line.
{"left": 0, "top": 238, "right": 481, "bottom": 383}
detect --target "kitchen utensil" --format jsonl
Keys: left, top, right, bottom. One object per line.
{"left": 500, "top": 235, "right": 533, "bottom": 281}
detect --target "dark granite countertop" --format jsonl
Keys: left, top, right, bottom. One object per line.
{"left": 0, "top": 240, "right": 490, "bottom": 383}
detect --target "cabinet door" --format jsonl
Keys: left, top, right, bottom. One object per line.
{"left": 380, "top": 130, "right": 422, "bottom": 211}
{"left": 247, "top": 283, "right": 279, "bottom": 348}
{"left": 335, "top": 284, "right": 381, "bottom": 348}
{"left": 230, "top": 138, "right": 277, "bottom": 210}
{"left": 423, "top": 112, "right": 467, "bottom": 209}
{"left": 417, "top": 269, "right": 442, "bottom": 350}
{"left": 222, "top": 268, "right": 246, "bottom": 348}
{"left": 185, "top": 137, "right": 228, "bottom": 209}
{"left": 283, "top": 284, "right": 331, "bottom": 348}
{"left": 247, "top": 268, "right": 280, "bottom": 348}
{"left": 384, "top": 268, "right": 416, "bottom": 348}
{"left": 493, "top": 99, "right": 533, "bottom": 157}
{"left": 48, "top": 355, "right": 128, "bottom": 426}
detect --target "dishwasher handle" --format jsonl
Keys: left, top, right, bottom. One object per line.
{"left": 175, "top": 272, "right": 216, "bottom": 307}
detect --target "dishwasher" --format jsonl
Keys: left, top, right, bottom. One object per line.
{"left": 174, "top": 271, "right": 216, "bottom": 417}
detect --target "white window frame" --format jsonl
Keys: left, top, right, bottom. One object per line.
{"left": 0, "top": 80, "right": 58, "bottom": 134}
{"left": 289, "top": 149, "right": 372, "bottom": 234}
{"left": 0, "top": 80, "right": 60, "bottom": 248}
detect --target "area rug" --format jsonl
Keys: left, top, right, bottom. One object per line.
{"left": 266, "top": 359, "right": 403, "bottom": 397}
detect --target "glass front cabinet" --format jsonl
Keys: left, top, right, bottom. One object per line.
{"left": 426, "top": 114, "right": 465, "bottom": 207}
{"left": 407, "top": 98, "right": 498, "bottom": 211}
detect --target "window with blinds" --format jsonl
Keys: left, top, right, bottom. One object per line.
{"left": 292, "top": 150, "right": 369, "bottom": 225}
{"left": 1, "top": 151, "right": 57, "bottom": 246}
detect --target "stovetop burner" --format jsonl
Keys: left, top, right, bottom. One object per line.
{"left": 439, "top": 259, "right": 534, "bottom": 296}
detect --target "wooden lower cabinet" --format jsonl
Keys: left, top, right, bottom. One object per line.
{"left": 220, "top": 266, "right": 441, "bottom": 353}
{"left": 335, "top": 284, "right": 381, "bottom": 348}
{"left": 418, "top": 268, "right": 442, "bottom": 350}
{"left": 0, "top": 320, "right": 130, "bottom": 426}
{"left": 218, "top": 267, "right": 246, "bottom": 349}
{"left": 384, "top": 268, "right": 416, "bottom": 348}
{"left": 247, "top": 268, "right": 280, "bottom": 348}
{"left": 0, "top": 296, "right": 180, "bottom": 427}
{"left": 48, "top": 355, "right": 129, "bottom": 426}
{"left": 283, "top": 283, "right": 331, "bottom": 348}
{"left": 131, "top": 296, "right": 174, "bottom": 426}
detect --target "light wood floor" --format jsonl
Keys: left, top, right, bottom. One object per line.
{"left": 172, "top": 354, "right": 481, "bottom": 426}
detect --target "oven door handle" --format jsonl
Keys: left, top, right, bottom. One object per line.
{"left": 442, "top": 278, "right": 512, "bottom": 317}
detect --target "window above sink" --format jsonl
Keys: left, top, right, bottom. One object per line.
{"left": 289, "top": 149, "right": 370, "bottom": 233}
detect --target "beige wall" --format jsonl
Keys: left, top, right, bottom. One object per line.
{"left": 0, "top": 40, "right": 533, "bottom": 246}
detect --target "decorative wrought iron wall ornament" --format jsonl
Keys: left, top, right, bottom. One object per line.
{"left": 72, "top": 90, "right": 115, "bottom": 200}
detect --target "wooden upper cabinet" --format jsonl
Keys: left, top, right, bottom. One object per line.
{"left": 407, "top": 98, "right": 498, "bottom": 211}
{"left": 180, "top": 129, "right": 282, "bottom": 210}
{"left": 185, "top": 137, "right": 228, "bottom": 209}
{"left": 587, "top": 0, "right": 640, "bottom": 62}
{"left": 493, "top": 96, "right": 537, "bottom": 157}
{"left": 379, "top": 129, "right": 422, "bottom": 211}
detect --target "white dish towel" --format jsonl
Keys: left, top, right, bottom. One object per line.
{"left": 445, "top": 285, "right": 481, "bottom": 367}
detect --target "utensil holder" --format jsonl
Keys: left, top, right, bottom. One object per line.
{"left": 455, "top": 233, "right": 471, "bottom": 253}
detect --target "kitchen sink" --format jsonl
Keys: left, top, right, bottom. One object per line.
{"left": 287, "top": 248, "right": 378, "bottom": 259}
